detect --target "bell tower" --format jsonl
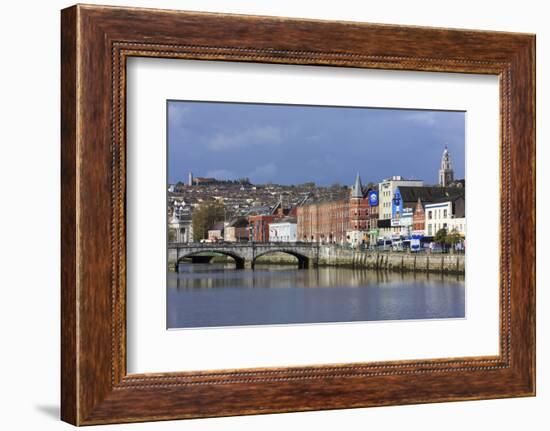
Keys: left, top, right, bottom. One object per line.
{"left": 438, "top": 146, "right": 454, "bottom": 186}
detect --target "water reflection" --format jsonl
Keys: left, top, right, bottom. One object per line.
{"left": 167, "top": 263, "right": 465, "bottom": 329}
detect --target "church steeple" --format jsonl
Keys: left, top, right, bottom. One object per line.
{"left": 351, "top": 172, "right": 363, "bottom": 198}
{"left": 438, "top": 146, "right": 454, "bottom": 187}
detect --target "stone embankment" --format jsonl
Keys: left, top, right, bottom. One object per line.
{"left": 258, "top": 248, "right": 465, "bottom": 274}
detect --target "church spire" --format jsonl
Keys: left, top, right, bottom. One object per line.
{"left": 351, "top": 172, "right": 363, "bottom": 198}
{"left": 438, "top": 146, "right": 454, "bottom": 186}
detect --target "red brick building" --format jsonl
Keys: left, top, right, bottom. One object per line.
{"left": 349, "top": 174, "right": 369, "bottom": 231}
{"left": 412, "top": 198, "right": 426, "bottom": 233}
{"left": 247, "top": 199, "right": 298, "bottom": 242}
{"left": 248, "top": 214, "right": 277, "bottom": 242}
{"left": 297, "top": 174, "right": 372, "bottom": 245}
{"left": 297, "top": 198, "right": 349, "bottom": 243}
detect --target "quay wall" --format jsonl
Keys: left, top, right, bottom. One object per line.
{"left": 316, "top": 247, "right": 464, "bottom": 274}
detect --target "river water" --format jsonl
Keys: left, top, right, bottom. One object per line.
{"left": 167, "top": 263, "right": 465, "bottom": 329}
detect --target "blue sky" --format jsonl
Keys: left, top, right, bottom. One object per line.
{"left": 168, "top": 101, "right": 465, "bottom": 186}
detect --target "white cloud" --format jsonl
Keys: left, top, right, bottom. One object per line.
{"left": 403, "top": 111, "right": 437, "bottom": 126}
{"left": 207, "top": 126, "right": 282, "bottom": 150}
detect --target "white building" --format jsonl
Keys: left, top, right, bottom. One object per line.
{"left": 168, "top": 199, "right": 194, "bottom": 243}
{"left": 269, "top": 221, "right": 297, "bottom": 242}
{"left": 448, "top": 217, "right": 466, "bottom": 236}
{"left": 424, "top": 197, "right": 466, "bottom": 237}
{"left": 378, "top": 176, "right": 424, "bottom": 220}
{"left": 168, "top": 211, "right": 193, "bottom": 243}
{"left": 396, "top": 207, "right": 413, "bottom": 237}
{"left": 378, "top": 176, "right": 423, "bottom": 237}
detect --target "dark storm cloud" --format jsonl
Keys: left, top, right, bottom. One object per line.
{"left": 167, "top": 101, "right": 465, "bottom": 186}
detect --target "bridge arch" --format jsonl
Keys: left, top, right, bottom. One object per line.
{"left": 176, "top": 249, "right": 246, "bottom": 270}
{"left": 253, "top": 249, "right": 310, "bottom": 269}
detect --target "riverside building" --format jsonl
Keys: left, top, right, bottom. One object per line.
{"left": 297, "top": 174, "right": 373, "bottom": 246}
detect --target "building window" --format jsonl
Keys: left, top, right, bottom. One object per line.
{"left": 443, "top": 209, "right": 448, "bottom": 218}
{"left": 428, "top": 211, "right": 432, "bottom": 220}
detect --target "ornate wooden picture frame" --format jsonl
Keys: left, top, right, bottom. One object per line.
{"left": 61, "top": 4, "right": 535, "bottom": 425}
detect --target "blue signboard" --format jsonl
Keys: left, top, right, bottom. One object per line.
{"left": 391, "top": 188, "right": 403, "bottom": 219}
{"left": 367, "top": 190, "right": 379, "bottom": 207}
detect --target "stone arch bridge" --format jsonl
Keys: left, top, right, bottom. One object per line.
{"left": 168, "top": 242, "right": 321, "bottom": 270}
{"left": 168, "top": 242, "right": 465, "bottom": 274}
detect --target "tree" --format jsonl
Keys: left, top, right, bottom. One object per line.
{"left": 192, "top": 201, "right": 225, "bottom": 241}
{"left": 434, "top": 228, "right": 448, "bottom": 246}
{"left": 446, "top": 228, "right": 462, "bottom": 251}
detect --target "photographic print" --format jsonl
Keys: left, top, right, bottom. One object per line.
{"left": 60, "top": 7, "right": 536, "bottom": 423}
{"left": 167, "top": 101, "right": 466, "bottom": 329}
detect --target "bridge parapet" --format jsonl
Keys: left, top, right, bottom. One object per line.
{"left": 168, "top": 242, "right": 321, "bottom": 271}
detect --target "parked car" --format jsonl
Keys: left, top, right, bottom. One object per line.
{"left": 376, "top": 239, "right": 392, "bottom": 251}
